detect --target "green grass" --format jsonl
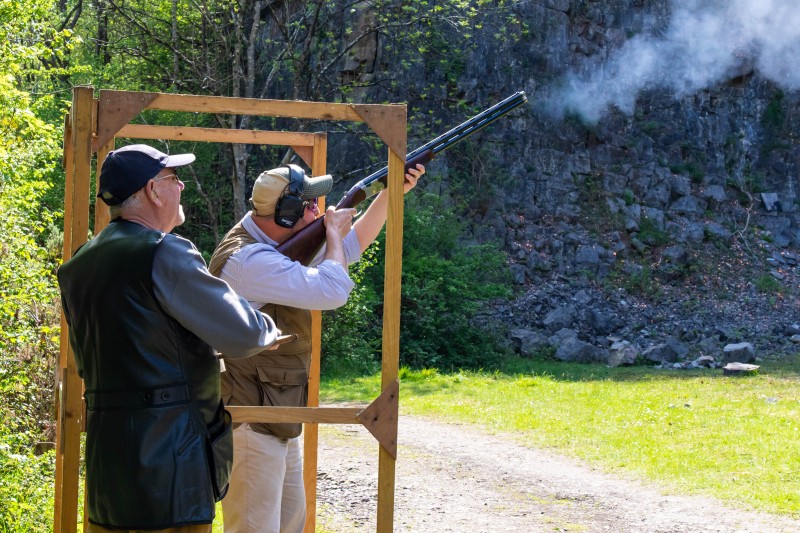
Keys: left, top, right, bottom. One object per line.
{"left": 321, "top": 357, "right": 800, "bottom": 517}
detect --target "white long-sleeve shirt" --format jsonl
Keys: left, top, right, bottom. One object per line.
{"left": 218, "top": 212, "right": 360, "bottom": 310}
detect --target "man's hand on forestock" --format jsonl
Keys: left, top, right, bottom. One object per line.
{"left": 404, "top": 164, "right": 425, "bottom": 194}
{"left": 324, "top": 206, "right": 356, "bottom": 240}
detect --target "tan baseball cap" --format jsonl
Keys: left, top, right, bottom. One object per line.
{"left": 250, "top": 165, "right": 333, "bottom": 216}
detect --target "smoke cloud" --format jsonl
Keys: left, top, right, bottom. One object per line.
{"left": 549, "top": 0, "right": 800, "bottom": 124}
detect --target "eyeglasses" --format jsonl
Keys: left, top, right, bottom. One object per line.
{"left": 153, "top": 173, "right": 180, "bottom": 183}
{"left": 303, "top": 198, "right": 318, "bottom": 210}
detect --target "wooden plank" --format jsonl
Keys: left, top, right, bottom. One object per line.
{"left": 117, "top": 124, "right": 317, "bottom": 146}
{"left": 381, "top": 147, "right": 406, "bottom": 387}
{"left": 147, "top": 92, "right": 397, "bottom": 121}
{"left": 53, "top": 113, "right": 73, "bottom": 533}
{"left": 228, "top": 406, "right": 361, "bottom": 424}
{"left": 93, "top": 140, "right": 114, "bottom": 233}
{"left": 376, "top": 447, "right": 398, "bottom": 533}
{"left": 303, "top": 132, "right": 327, "bottom": 533}
{"left": 56, "top": 85, "right": 94, "bottom": 533}
{"left": 376, "top": 147, "right": 406, "bottom": 532}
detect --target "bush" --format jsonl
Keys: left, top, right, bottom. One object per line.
{"left": 0, "top": 429, "right": 55, "bottom": 533}
{"left": 321, "top": 246, "right": 383, "bottom": 377}
{"left": 322, "top": 192, "right": 512, "bottom": 372}
{"left": 365, "top": 192, "right": 512, "bottom": 370}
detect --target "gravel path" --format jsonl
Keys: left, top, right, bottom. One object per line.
{"left": 314, "top": 414, "right": 800, "bottom": 532}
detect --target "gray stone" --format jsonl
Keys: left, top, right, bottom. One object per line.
{"left": 670, "top": 196, "right": 707, "bottom": 215}
{"left": 761, "top": 192, "right": 780, "bottom": 212}
{"left": 691, "top": 355, "right": 716, "bottom": 368}
{"left": 723, "top": 342, "right": 756, "bottom": 364}
{"left": 555, "top": 337, "right": 605, "bottom": 363}
{"left": 701, "top": 185, "right": 727, "bottom": 204}
{"left": 608, "top": 340, "right": 638, "bottom": 367}
{"left": 684, "top": 222, "right": 706, "bottom": 243}
{"left": 643, "top": 184, "right": 670, "bottom": 208}
{"left": 549, "top": 328, "right": 578, "bottom": 346}
{"left": 543, "top": 304, "right": 577, "bottom": 332}
{"left": 574, "top": 245, "right": 600, "bottom": 274}
{"left": 668, "top": 175, "right": 693, "bottom": 198}
{"left": 642, "top": 336, "right": 689, "bottom": 363}
{"left": 723, "top": 362, "right": 760, "bottom": 376}
{"left": 704, "top": 222, "right": 731, "bottom": 240}
{"left": 509, "top": 264, "right": 527, "bottom": 284}
{"left": 511, "top": 328, "right": 551, "bottom": 357}
{"left": 589, "top": 310, "right": 622, "bottom": 335}
{"left": 662, "top": 245, "right": 689, "bottom": 265}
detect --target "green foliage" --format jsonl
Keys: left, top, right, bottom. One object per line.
{"left": 322, "top": 246, "right": 382, "bottom": 377}
{"left": 669, "top": 161, "right": 705, "bottom": 183}
{"left": 762, "top": 90, "right": 785, "bottom": 130}
{"left": 0, "top": 428, "right": 55, "bottom": 533}
{"left": 623, "top": 188, "right": 635, "bottom": 206}
{"left": 374, "top": 192, "right": 512, "bottom": 369}
{"left": 610, "top": 265, "right": 660, "bottom": 297}
{"left": 322, "top": 191, "right": 513, "bottom": 372}
{"left": 0, "top": 1, "right": 76, "bottom": 528}
{"left": 637, "top": 216, "right": 669, "bottom": 247}
{"left": 754, "top": 274, "right": 781, "bottom": 294}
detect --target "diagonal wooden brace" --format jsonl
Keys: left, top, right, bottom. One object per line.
{"left": 357, "top": 379, "right": 399, "bottom": 459}
{"left": 94, "top": 90, "right": 159, "bottom": 151}
{"left": 351, "top": 105, "right": 407, "bottom": 159}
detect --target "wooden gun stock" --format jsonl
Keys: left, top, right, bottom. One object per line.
{"left": 277, "top": 92, "right": 527, "bottom": 265}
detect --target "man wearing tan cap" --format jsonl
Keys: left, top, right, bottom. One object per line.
{"left": 208, "top": 162, "right": 424, "bottom": 533}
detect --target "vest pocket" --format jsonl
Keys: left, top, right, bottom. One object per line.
{"left": 255, "top": 365, "right": 308, "bottom": 438}
{"left": 205, "top": 401, "right": 234, "bottom": 501}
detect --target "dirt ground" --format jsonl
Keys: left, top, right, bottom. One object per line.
{"left": 313, "top": 413, "right": 800, "bottom": 533}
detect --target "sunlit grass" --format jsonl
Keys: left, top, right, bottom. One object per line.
{"left": 321, "top": 356, "right": 800, "bottom": 516}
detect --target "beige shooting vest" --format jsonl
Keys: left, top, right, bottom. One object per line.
{"left": 209, "top": 222, "right": 312, "bottom": 439}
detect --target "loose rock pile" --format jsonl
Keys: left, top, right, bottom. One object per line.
{"left": 485, "top": 223, "right": 800, "bottom": 368}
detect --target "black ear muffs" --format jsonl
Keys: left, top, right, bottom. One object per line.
{"left": 274, "top": 164, "right": 307, "bottom": 228}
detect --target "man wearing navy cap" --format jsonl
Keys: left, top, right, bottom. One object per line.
{"left": 58, "top": 144, "right": 281, "bottom": 532}
{"left": 208, "top": 162, "right": 424, "bottom": 533}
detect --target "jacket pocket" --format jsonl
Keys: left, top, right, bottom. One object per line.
{"left": 205, "top": 401, "right": 234, "bottom": 501}
{"left": 256, "top": 365, "right": 308, "bottom": 438}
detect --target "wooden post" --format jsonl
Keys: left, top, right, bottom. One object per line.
{"left": 376, "top": 147, "right": 406, "bottom": 532}
{"left": 303, "top": 132, "right": 328, "bottom": 533}
{"left": 55, "top": 85, "right": 94, "bottom": 532}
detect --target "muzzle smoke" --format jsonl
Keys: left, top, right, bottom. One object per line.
{"left": 547, "top": 0, "right": 800, "bottom": 124}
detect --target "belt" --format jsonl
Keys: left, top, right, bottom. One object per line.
{"left": 85, "top": 384, "right": 190, "bottom": 410}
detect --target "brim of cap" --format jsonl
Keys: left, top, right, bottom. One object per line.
{"left": 164, "top": 153, "right": 196, "bottom": 168}
{"left": 301, "top": 174, "right": 333, "bottom": 200}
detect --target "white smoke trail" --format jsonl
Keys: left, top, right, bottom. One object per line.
{"left": 549, "top": 0, "right": 800, "bottom": 124}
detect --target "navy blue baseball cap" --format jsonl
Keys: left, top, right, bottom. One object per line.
{"left": 97, "top": 144, "right": 195, "bottom": 206}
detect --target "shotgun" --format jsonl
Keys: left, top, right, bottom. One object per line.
{"left": 277, "top": 91, "right": 528, "bottom": 265}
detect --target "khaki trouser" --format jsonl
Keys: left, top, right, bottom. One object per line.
{"left": 86, "top": 524, "right": 212, "bottom": 533}
{"left": 222, "top": 423, "right": 306, "bottom": 533}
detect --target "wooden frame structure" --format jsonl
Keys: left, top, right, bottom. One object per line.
{"left": 55, "top": 86, "right": 408, "bottom": 532}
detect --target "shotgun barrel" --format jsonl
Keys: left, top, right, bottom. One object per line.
{"left": 277, "top": 91, "right": 528, "bottom": 265}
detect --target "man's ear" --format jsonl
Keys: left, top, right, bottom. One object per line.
{"left": 147, "top": 182, "right": 162, "bottom": 206}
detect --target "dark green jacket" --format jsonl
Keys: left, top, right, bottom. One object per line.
{"left": 58, "top": 220, "right": 234, "bottom": 529}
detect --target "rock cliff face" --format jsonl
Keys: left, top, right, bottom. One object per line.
{"left": 340, "top": 0, "right": 800, "bottom": 362}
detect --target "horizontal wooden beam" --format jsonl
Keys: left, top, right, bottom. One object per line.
{"left": 117, "top": 124, "right": 318, "bottom": 146}
{"left": 227, "top": 406, "right": 363, "bottom": 424}
{"left": 143, "top": 92, "right": 404, "bottom": 122}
